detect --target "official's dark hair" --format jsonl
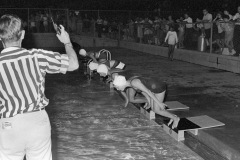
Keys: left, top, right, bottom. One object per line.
{"left": 0, "top": 14, "right": 23, "bottom": 43}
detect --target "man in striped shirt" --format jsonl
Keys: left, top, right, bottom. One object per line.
{"left": 0, "top": 14, "right": 79, "bottom": 160}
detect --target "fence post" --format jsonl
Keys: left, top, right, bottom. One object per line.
{"left": 27, "top": 8, "right": 30, "bottom": 33}
{"left": 93, "top": 21, "right": 96, "bottom": 37}
{"left": 210, "top": 22, "right": 213, "bottom": 53}
{"left": 118, "top": 24, "right": 121, "bottom": 47}
{"left": 66, "top": 9, "right": 69, "bottom": 32}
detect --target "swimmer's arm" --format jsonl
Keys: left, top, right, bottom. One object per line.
{"left": 89, "top": 52, "right": 98, "bottom": 63}
{"left": 120, "top": 91, "right": 129, "bottom": 107}
{"left": 131, "top": 79, "right": 166, "bottom": 110}
{"left": 141, "top": 92, "right": 151, "bottom": 109}
{"left": 109, "top": 60, "right": 115, "bottom": 68}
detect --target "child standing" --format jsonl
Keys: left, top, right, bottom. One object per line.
{"left": 165, "top": 26, "right": 178, "bottom": 61}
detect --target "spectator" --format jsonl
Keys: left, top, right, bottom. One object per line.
{"left": 177, "top": 20, "right": 185, "bottom": 48}
{"left": 90, "top": 17, "right": 95, "bottom": 35}
{"left": 29, "top": 14, "right": 36, "bottom": 33}
{"left": 39, "top": 11, "right": 44, "bottom": 32}
{"left": 83, "top": 14, "right": 90, "bottom": 33}
{"left": 35, "top": 12, "right": 41, "bottom": 33}
{"left": 167, "top": 15, "right": 174, "bottom": 27}
{"left": 71, "top": 13, "right": 77, "bottom": 34}
{"left": 202, "top": 8, "right": 213, "bottom": 47}
{"left": 212, "top": 12, "right": 224, "bottom": 53}
{"left": 153, "top": 16, "right": 161, "bottom": 45}
{"left": 76, "top": 14, "right": 83, "bottom": 34}
{"left": 233, "top": 6, "right": 240, "bottom": 56}
{"left": 224, "top": 9, "right": 233, "bottom": 20}
{"left": 135, "top": 18, "right": 144, "bottom": 43}
{"left": 42, "top": 12, "right": 49, "bottom": 32}
{"left": 96, "top": 16, "right": 103, "bottom": 38}
{"left": 221, "top": 14, "right": 235, "bottom": 54}
{"left": 0, "top": 14, "right": 78, "bottom": 160}
{"left": 195, "top": 18, "right": 205, "bottom": 36}
{"left": 183, "top": 13, "right": 193, "bottom": 48}
{"left": 102, "top": 18, "right": 109, "bottom": 38}
{"left": 165, "top": 25, "right": 178, "bottom": 61}
{"left": 128, "top": 19, "right": 134, "bottom": 40}
{"left": 159, "top": 18, "right": 167, "bottom": 45}
{"left": 143, "top": 17, "right": 153, "bottom": 44}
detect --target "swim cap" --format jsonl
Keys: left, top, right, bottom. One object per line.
{"left": 79, "top": 49, "right": 87, "bottom": 56}
{"left": 97, "top": 64, "right": 109, "bottom": 75}
{"left": 89, "top": 62, "right": 99, "bottom": 71}
{"left": 113, "top": 75, "right": 127, "bottom": 87}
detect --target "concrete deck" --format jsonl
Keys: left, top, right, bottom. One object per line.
{"left": 45, "top": 67, "right": 203, "bottom": 160}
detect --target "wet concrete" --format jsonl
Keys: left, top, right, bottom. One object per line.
{"left": 44, "top": 64, "right": 203, "bottom": 159}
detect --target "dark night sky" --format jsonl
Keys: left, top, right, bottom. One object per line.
{"left": 0, "top": 0, "right": 239, "bottom": 13}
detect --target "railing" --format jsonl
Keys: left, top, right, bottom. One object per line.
{"left": 0, "top": 8, "right": 238, "bottom": 56}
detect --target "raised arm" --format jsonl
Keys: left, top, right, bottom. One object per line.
{"left": 120, "top": 91, "right": 129, "bottom": 107}
{"left": 88, "top": 52, "right": 98, "bottom": 63}
{"left": 57, "top": 25, "right": 79, "bottom": 71}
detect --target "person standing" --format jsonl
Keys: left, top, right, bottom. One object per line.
{"left": 35, "top": 12, "right": 41, "bottom": 33}
{"left": 76, "top": 14, "right": 83, "bottom": 35}
{"left": 29, "top": 14, "right": 36, "bottom": 33}
{"left": 212, "top": 12, "right": 224, "bottom": 53}
{"left": 96, "top": 16, "right": 103, "bottom": 38}
{"left": 0, "top": 14, "right": 79, "bottom": 160}
{"left": 202, "top": 9, "right": 213, "bottom": 48}
{"left": 165, "top": 26, "right": 178, "bottom": 61}
{"left": 233, "top": 6, "right": 240, "bottom": 56}
{"left": 183, "top": 13, "right": 193, "bottom": 48}
{"left": 177, "top": 21, "right": 185, "bottom": 49}
{"left": 42, "top": 12, "right": 49, "bottom": 33}
{"left": 221, "top": 14, "right": 235, "bottom": 54}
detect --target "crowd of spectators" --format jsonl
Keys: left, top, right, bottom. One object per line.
{"left": 27, "top": 10, "right": 67, "bottom": 33}
{"left": 10, "top": 6, "right": 240, "bottom": 56}
{"left": 66, "top": 6, "right": 240, "bottom": 55}
{"left": 115, "top": 6, "right": 240, "bottom": 56}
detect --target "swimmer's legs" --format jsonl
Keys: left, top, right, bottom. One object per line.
{"left": 127, "top": 88, "right": 148, "bottom": 104}
{"left": 151, "top": 91, "right": 180, "bottom": 128}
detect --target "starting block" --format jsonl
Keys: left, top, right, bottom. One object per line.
{"left": 163, "top": 115, "right": 225, "bottom": 141}
{"left": 165, "top": 101, "right": 189, "bottom": 111}
{"left": 139, "top": 101, "right": 189, "bottom": 120}
{"left": 140, "top": 107, "right": 155, "bottom": 120}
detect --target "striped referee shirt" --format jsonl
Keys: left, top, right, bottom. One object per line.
{"left": 0, "top": 47, "right": 69, "bottom": 118}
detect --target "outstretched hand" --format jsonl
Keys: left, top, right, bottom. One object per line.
{"left": 124, "top": 100, "right": 129, "bottom": 108}
{"left": 143, "top": 102, "right": 150, "bottom": 109}
{"left": 56, "top": 25, "right": 71, "bottom": 44}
